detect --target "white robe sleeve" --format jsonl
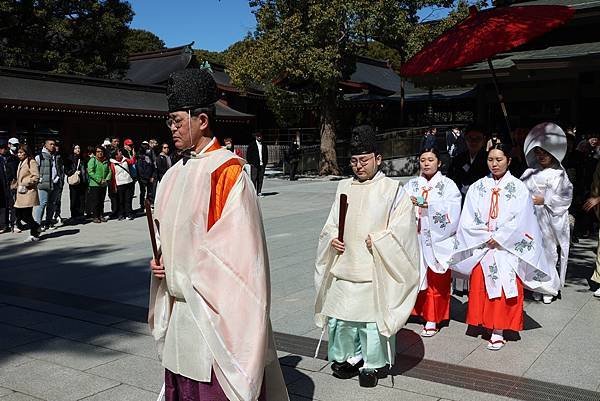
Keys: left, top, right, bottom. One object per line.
{"left": 544, "top": 170, "right": 573, "bottom": 217}
{"left": 426, "top": 179, "right": 462, "bottom": 271}
{"left": 370, "top": 189, "right": 420, "bottom": 338}
{"left": 314, "top": 182, "right": 347, "bottom": 328}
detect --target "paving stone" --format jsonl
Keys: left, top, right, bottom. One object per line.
{"left": 0, "top": 351, "right": 33, "bottom": 368}
{"left": 279, "top": 354, "right": 330, "bottom": 372}
{"left": 0, "top": 360, "right": 118, "bottom": 401}
{"left": 0, "top": 387, "right": 13, "bottom": 397}
{"left": 272, "top": 308, "right": 319, "bottom": 337}
{"left": 11, "top": 338, "right": 127, "bottom": 370}
{"left": 0, "top": 295, "right": 125, "bottom": 326}
{"left": 110, "top": 320, "right": 151, "bottom": 336}
{"left": 85, "top": 355, "right": 163, "bottom": 392}
{"left": 0, "top": 324, "right": 52, "bottom": 350}
{"left": 87, "top": 329, "right": 158, "bottom": 359}
{"left": 79, "top": 384, "right": 157, "bottom": 401}
{"left": 460, "top": 332, "right": 555, "bottom": 376}
{"left": 28, "top": 317, "right": 157, "bottom": 359}
{"left": 0, "top": 393, "right": 44, "bottom": 401}
{"left": 0, "top": 306, "right": 58, "bottom": 328}
{"left": 391, "top": 374, "right": 520, "bottom": 401}
{"left": 27, "top": 316, "right": 109, "bottom": 342}
{"left": 287, "top": 370, "right": 438, "bottom": 401}
{"left": 400, "top": 333, "right": 481, "bottom": 364}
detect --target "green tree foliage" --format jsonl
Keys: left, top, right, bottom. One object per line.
{"left": 228, "top": 0, "right": 467, "bottom": 175}
{"left": 194, "top": 48, "right": 228, "bottom": 66}
{"left": 124, "top": 28, "right": 165, "bottom": 55}
{"left": 0, "top": 0, "right": 133, "bottom": 78}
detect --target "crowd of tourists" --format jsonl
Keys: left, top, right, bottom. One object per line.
{"left": 0, "top": 136, "right": 177, "bottom": 241}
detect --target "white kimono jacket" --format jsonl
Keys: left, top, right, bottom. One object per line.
{"left": 314, "top": 172, "right": 420, "bottom": 338}
{"left": 149, "top": 143, "right": 288, "bottom": 401}
{"left": 520, "top": 167, "right": 572, "bottom": 290}
{"left": 451, "top": 172, "right": 559, "bottom": 299}
{"left": 404, "top": 172, "right": 462, "bottom": 290}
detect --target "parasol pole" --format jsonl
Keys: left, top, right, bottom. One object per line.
{"left": 487, "top": 58, "right": 512, "bottom": 140}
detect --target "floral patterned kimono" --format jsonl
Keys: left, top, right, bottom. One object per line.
{"left": 521, "top": 167, "right": 572, "bottom": 290}
{"left": 451, "top": 171, "right": 559, "bottom": 331}
{"left": 404, "top": 171, "right": 462, "bottom": 323}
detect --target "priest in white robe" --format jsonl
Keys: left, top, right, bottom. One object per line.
{"left": 148, "top": 69, "right": 288, "bottom": 401}
{"left": 314, "top": 125, "right": 420, "bottom": 388}
{"left": 520, "top": 122, "right": 573, "bottom": 304}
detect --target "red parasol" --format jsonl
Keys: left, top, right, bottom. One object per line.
{"left": 400, "top": 5, "right": 574, "bottom": 133}
{"left": 400, "top": 5, "right": 574, "bottom": 77}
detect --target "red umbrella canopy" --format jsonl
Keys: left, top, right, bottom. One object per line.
{"left": 400, "top": 5, "right": 575, "bottom": 77}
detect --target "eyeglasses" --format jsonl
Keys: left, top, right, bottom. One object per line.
{"left": 349, "top": 155, "right": 375, "bottom": 167}
{"left": 166, "top": 117, "right": 185, "bottom": 129}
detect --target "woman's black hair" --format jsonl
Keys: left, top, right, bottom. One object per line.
{"left": 419, "top": 147, "right": 441, "bottom": 159}
{"left": 487, "top": 142, "right": 512, "bottom": 158}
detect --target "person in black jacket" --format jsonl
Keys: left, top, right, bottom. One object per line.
{"left": 156, "top": 143, "right": 173, "bottom": 182}
{"left": 0, "top": 142, "right": 12, "bottom": 233}
{"left": 246, "top": 132, "right": 268, "bottom": 195}
{"left": 447, "top": 125, "right": 488, "bottom": 200}
{"left": 136, "top": 141, "right": 156, "bottom": 208}
{"left": 64, "top": 144, "right": 88, "bottom": 222}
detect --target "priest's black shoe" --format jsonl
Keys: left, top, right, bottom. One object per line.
{"left": 331, "top": 359, "right": 363, "bottom": 379}
{"left": 358, "top": 366, "right": 389, "bottom": 388}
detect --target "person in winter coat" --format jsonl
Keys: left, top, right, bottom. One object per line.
{"left": 14, "top": 144, "right": 41, "bottom": 242}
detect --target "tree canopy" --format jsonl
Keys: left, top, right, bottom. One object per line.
{"left": 0, "top": 0, "right": 134, "bottom": 78}
{"left": 227, "top": 0, "right": 474, "bottom": 175}
{"left": 124, "top": 28, "right": 165, "bottom": 55}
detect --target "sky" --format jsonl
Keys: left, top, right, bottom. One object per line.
{"left": 128, "top": 0, "right": 257, "bottom": 52}
{"left": 128, "top": 0, "right": 453, "bottom": 52}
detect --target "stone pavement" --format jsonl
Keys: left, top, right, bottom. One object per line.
{"left": 1, "top": 176, "right": 600, "bottom": 401}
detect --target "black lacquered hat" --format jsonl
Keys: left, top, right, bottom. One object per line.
{"left": 350, "top": 125, "right": 378, "bottom": 155}
{"left": 166, "top": 68, "right": 219, "bottom": 113}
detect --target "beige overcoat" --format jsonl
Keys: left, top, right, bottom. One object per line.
{"left": 14, "top": 158, "right": 40, "bottom": 208}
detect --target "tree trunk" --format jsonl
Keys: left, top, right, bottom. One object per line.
{"left": 319, "top": 98, "right": 340, "bottom": 175}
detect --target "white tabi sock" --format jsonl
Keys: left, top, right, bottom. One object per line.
{"left": 347, "top": 355, "right": 363, "bottom": 366}
{"left": 425, "top": 321, "right": 436, "bottom": 330}
{"left": 491, "top": 329, "right": 504, "bottom": 343}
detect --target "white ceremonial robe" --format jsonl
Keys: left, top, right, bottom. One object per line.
{"left": 148, "top": 144, "right": 288, "bottom": 401}
{"left": 521, "top": 167, "right": 572, "bottom": 290}
{"left": 404, "top": 172, "right": 462, "bottom": 290}
{"left": 450, "top": 172, "right": 560, "bottom": 299}
{"left": 314, "top": 172, "right": 420, "bottom": 338}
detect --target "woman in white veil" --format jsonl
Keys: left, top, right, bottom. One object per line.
{"left": 520, "top": 123, "right": 573, "bottom": 303}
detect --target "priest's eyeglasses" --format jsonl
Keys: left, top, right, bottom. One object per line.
{"left": 349, "top": 155, "right": 375, "bottom": 167}
{"left": 165, "top": 117, "right": 185, "bottom": 129}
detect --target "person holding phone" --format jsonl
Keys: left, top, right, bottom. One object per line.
{"left": 404, "top": 147, "right": 462, "bottom": 337}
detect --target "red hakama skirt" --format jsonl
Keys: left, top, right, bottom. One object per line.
{"left": 466, "top": 263, "right": 524, "bottom": 332}
{"left": 412, "top": 268, "right": 452, "bottom": 323}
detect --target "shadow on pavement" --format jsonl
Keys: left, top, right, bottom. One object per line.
{"left": 279, "top": 355, "right": 315, "bottom": 400}
{"left": 40, "top": 228, "right": 80, "bottom": 240}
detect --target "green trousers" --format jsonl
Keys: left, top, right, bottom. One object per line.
{"left": 327, "top": 318, "right": 395, "bottom": 369}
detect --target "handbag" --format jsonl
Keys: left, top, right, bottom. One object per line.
{"left": 67, "top": 159, "right": 81, "bottom": 185}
